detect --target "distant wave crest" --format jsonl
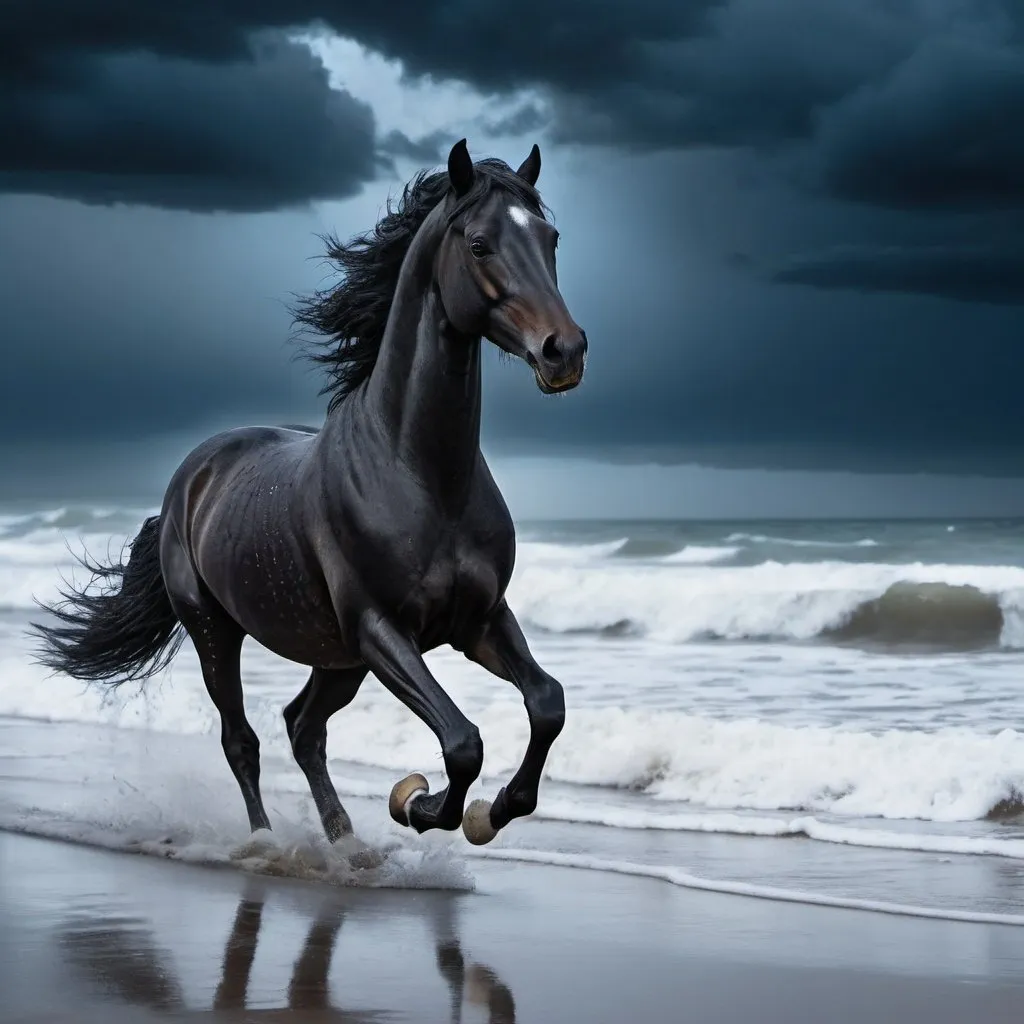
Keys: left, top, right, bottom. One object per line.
{"left": 509, "top": 548, "right": 1024, "bottom": 651}
{"left": 726, "top": 532, "right": 880, "bottom": 548}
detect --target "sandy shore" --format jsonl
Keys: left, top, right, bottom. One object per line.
{"left": 2, "top": 831, "right": 1023, "bottom": 1023}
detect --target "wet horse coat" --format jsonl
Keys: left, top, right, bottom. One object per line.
{"left": 33, "top": 140, "right": 588, "bottom": 846}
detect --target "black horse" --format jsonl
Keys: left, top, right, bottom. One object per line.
{"left": 33, "top": 139, "right": 587, "bottom": 848}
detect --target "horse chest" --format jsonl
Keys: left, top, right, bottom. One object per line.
{"left": 403, "top": 530, "right": 509, "bottom": 644}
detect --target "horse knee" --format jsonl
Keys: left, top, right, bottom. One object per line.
{"left": 443, "top": 726, "right": 484, "bottom": 781}
{"left": 222, "top": 724, "right": 260, "bottom": 766}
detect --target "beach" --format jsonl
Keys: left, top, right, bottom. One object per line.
{"left": 3, "top": 829, "right": 1024, "bottom": 1024}
{"left": 4, "top": 507, "right": 1024, "bottom": 1020}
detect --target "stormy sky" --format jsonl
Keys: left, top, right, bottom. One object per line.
{"left": 1, "top": 0, "right": 1023, "bottom": 515}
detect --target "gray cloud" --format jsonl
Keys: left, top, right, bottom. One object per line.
{"left": 813, "top": 33, "right": 1024, "bottom": 211}
{"left": 476, "top": 102, "right": 549, "bottom": 138}
{"left": 771, "top": 243, "right": 1024, "bottom": 306}
{"left": 376, "top": 128, "right": 453, "bottom": 165}
{"left": 1, "top": 31, "right": 382, "bottom": 211}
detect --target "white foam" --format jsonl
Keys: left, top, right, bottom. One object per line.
{"left": 0, "top": 512, "right": 37, "bottom": 530}
{"left": 5, "top": 645, "right": 1024, "bottom": 828}
{"left": 660, "top": 545, "right": 739, "bottom": 564}
{"left": 521, "top": 707, "right": 1024, "bottom": 824}
{"left": 515, "top": 538, "right": 628, "bottom": 564}
{"left": 468, "top": 847, "right": 1024, "bottom": 926}
{"left": 726, "top": 533, "right": 880, "bottom": 548}
{"left": 1, "top": 816, "right": 474, "bottom": 890}
{"left": 0, "top": 766, "right": 474, "bottom": 892}
{"left": 531, "top": 802, "right": 1024, "bottom": 859}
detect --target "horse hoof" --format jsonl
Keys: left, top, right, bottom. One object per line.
{"left": 389, "top": 772, "right": 429, "bottom": 827}
{"left": 462, "top": 799, "right": 498, "bottom": 846}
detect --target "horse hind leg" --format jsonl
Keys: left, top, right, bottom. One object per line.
{"left": 171, "top": 597, "right": 271, "bottom": 834}
{"left": 283, "top": 666, "right": 366, "bottom": 843}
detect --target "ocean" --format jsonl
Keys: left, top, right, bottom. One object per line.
{"left": 2, "top": 505, "right": 1024, "bottom": 922}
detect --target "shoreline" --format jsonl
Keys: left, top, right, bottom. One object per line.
{"left": 4, "top": 709, "right": 1024, "bottom": 927}
{"left": 3, "top": 830, "right": 1024, "bottom": 1023}
{"left": 11, "top": 812, "right": 1024, "bottom": 929}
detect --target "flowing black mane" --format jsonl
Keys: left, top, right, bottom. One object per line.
{"left": 292, "top": 158, "right": 546, "bottom": 412}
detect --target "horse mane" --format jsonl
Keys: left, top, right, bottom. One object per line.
{"left": 291, "top": 157, "right": 546, "bottom": 412}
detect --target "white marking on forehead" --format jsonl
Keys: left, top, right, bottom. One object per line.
{"left": 508, "top": 205, "right": 532, "bottom": 228}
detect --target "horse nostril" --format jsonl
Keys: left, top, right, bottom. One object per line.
{"left": 541, "top": 334, "right": 560, "bottom": 363}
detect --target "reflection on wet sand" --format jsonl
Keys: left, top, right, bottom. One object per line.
{"left": 58, "top": 883, "right": 516, "bottom": 1022}
{"left": 59, "top": 914, "right": 185, "bottom": 1012}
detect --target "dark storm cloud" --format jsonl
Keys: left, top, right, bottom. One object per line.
{"left": 6, "top": 0, "right": 1023, "bottom": 293}
{"left": 0, "top": 29, "right": 382, "bottom": 211}
{"left": 813, "top": 34, "right": 1024, "bottom": 211}
{"left": 771, "top": 244, "right": 1024, "bottom": 306}
{"left": 6, "top": 1, "right": 1022, "bottom": 202}
{"left": 0, "top": 0, "right": 712, "bottom": 214}
{"left": 0, "top": 35, "right": 378, "bottom": 212}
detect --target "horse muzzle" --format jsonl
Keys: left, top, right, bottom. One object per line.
{"left": 526, "top": 327, "right": 587, "bottom": 394}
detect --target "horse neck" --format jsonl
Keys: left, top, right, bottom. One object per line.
{"left": 360, "top": 206, "right": 483, "bottom": 499}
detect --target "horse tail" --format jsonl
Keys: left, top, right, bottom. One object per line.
{"left": 31, "top": 515, "right": 185, "bottom": 686}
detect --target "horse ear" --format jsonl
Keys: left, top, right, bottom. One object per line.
{"left": 448, "top": 138, "right": 474, "bottom": 197}
{"left": 516, "top": 143, "right": 541, "bottom": 186}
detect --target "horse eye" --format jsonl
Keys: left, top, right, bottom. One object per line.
{"left": 469, "top": 238, "right": 488, "bottom": 258}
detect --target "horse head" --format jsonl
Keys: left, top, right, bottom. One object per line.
{"left": 435, "top": 139, "right": 588, "bottom": 394}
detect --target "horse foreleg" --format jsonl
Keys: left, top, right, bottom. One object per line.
{"left": 463, "top": 600, "right": 565, "bottom": 843}
{"left": 283, "top": 666, "right": 366, "bottom": 842}
{"left": 358, "top": 611, "right": 484, "bottom": 834}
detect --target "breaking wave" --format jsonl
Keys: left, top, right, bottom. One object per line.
{"left": 824, "top": 581, "right": 1006, "bottom": 649}
{"left": 508, "top": 555, "right": 1024, "bottom": 651}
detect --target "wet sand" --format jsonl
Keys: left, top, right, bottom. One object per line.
{"left": 2, "top": 831, "right": 1024, "bottom": 1023}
